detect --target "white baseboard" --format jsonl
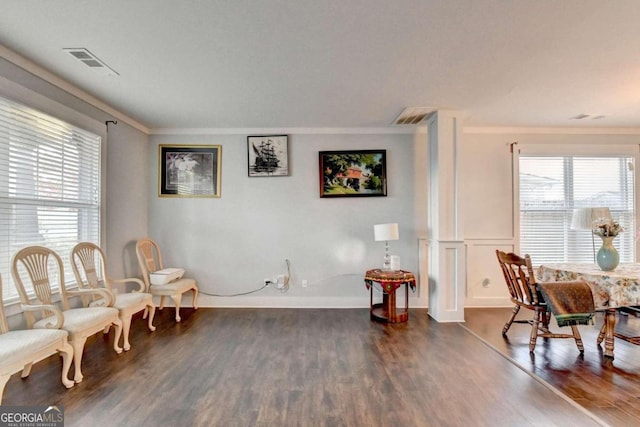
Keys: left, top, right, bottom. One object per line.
{"left": 153, "top": 294, "right": 429, "bottom": 309}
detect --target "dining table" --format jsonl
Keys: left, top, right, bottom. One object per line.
{"left": 537, "top": 262, "right": 640, "bottom": 359}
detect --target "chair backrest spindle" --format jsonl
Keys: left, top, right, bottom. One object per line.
{"left": 496, "top": 250, "right": 539, "bottom": 306}
{"left": 12, "top": 246, "right": 70, "bottom": 326}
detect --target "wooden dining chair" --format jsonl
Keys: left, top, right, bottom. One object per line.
{"left": 496, "top": 250, "right": 585, "bottom": 353}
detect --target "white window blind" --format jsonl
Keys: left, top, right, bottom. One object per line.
{"left": 0, "top": 95, "right": 101, "bottom": 302}
{"left": 520, "top": 156, "right": 635, "bottom": 264}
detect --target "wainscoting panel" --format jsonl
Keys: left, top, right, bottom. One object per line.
{"left": 465, "top": 239, "right": 514, "bottom": 307}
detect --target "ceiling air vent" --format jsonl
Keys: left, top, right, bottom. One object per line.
{"left": 63, "top": 48, "right": 119, "bottom": 76}
{"left": 570, "top": 113, "right": 607, "bottom": 121}
{"left": 393, "top": 107, "right": 435, "bottom": 125}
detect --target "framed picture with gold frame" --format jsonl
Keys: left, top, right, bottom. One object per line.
{"left": 158, "top": 144, "right": 221, "bottom": 197}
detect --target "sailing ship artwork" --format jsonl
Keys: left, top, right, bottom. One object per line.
{"left": 248, "top": 135, "right": 289, "bottom": 177}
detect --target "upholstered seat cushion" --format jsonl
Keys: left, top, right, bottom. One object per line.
{"left": 0, "top": 329, "right": 68, "bottom": 367}
{"left": 114, "top": 292, "right": 152, "bottom": 309}
{"left": 34, "top": 307, "right": 118, "bottom": 335}
{"left": 150, "top": 278, "right": 196, "bottom": 295}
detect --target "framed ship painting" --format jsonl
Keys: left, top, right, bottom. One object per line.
{"left": 247, "top": 135, "right": 289, "bottom": 177}
{"left": 319, "top": 150, "right": 387, "bottom": 198}
{"left": 159, "top": 144, "right": 221, "bottom": 198}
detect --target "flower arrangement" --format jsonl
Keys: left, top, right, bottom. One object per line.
{"left": 592, "top": 218, "right": 624, "bottom": 237}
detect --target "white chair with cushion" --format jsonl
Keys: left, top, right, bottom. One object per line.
{"left": 11, "top": 246, "right": 123, "bottom": 383}
{"left": 0, "top": 273, "right": 74, "bottom": 403}
{"left": 136, "top": 237, "right": 198, "bottom": 322}
{"left": 71, "top": 242, "right": 156, "bottom": 351}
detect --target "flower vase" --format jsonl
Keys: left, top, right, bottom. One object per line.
{"left": 596, "top": 235, "right": 619, "bottom": 271}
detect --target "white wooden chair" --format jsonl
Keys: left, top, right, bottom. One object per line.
{"left": 11, "top": 246, "right": 123, "bottom": 383}
{"left": 71, "top": 242, "right": 156, "bottom": 351}
{"left": 0, "top": 273, "right": 74, "bottom": 403}
{"left": 136, "top": 237, "right": 198, "bottom": 322}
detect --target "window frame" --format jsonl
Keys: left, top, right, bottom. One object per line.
{"left": 514, "top": 143, "right": 640, "bottom": 263}
{"left": 0, "top": 85, "right": 106, "bottom": 309}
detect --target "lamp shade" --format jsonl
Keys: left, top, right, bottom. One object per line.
{"left": 570, "top": 207, "right": 612, "bottom": 230}
{"left": 374, "top": 223, "right": 399, "bottom": 241}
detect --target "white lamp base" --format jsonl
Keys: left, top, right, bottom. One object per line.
{"left": 390, "top": 255, "right": 400, "bottom": 271}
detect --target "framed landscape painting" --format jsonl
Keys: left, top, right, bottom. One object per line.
{"left": 319, "top": 150, "right": 387, "bottom": 198}
{"left": 247, "top": 135, "right": 289, "bottom": 177}
{"left": 159, "top": 144, "right": 221, "bottom": 197}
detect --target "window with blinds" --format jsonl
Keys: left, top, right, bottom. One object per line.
{"left": 519, "top": 156, "right": 635, "bottom": 264}
{"left": 0, "top": 95, "right": 101, "bottom": 302}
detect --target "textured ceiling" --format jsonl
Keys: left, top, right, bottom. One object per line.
{"left": 1, "top": 0, "right": 639, "bottom": 130}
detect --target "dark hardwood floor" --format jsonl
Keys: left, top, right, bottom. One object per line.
{"left": 463, "top": 307, "right": 640, "bottom": 427}
{"left": 3, "top": 308, "right": 603, "bottom": 426}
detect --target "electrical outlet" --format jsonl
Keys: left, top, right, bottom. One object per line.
{"left": 264, "top": 278, "right": 271, "bottom": 286}
{"left": 302, "top": 279, "right": 308, "bottom": 288}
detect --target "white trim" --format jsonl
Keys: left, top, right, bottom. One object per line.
{"left": 464, "top": 126, "right": 640, "bottom": 135}
{"left": 512, "top": 145, "right": 520, "bottom": 254}
{"left": 418, "top": 238, "right": 430, "bottom": 308}
{"left": 0, "top": 75, "right": 105, "bottom": 135}
{"left": 150, "top": 126, "right": 427, "bottom": 135}
{"left": 0, "top": 44, "right": 149, "bottom": 134}
{"left": 156, "top": 294, "right": 428, "bottom": 309}
{"left": 517, "top": 143, "right": 639, "bottom": 156}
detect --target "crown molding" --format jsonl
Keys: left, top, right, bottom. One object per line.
{"left": 0, "top": 44, "right": 149, "bottom": 134}
{"left": 150, "top": 126, "right": 427, "bottom": 136}
{"left": 464, "top": 126, "right": 640, "bottom": 135}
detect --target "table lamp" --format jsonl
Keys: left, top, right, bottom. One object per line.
{"left": 570, "top": 207, "right": 611, "bottom": 263}
{"left": 374, "top": 223, "right": 399, "bottom": 270}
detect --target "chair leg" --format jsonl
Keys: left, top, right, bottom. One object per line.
{"left": 597, "top": 322, "right": 607, "bottom": 346}
{"left": 57, "top": 341, "right": 74, "bottom": 389}
{"left": 70, "top": 336, "right": 87, "bottom": 383}
{"left": 503, "top": 305, "right": 520, "bottom": 336}
{"left": 147, "top": 304, "right": 156, "bottom": 332}
{"left": 121, "top": 315, "right": 133, "bottom": 351}
{"left": 542, "top": 311, "right": 551, "bottom": 331}
{"left": 171, "top": 293, "right": 183, "bottom": 322}
{"left": 192, "top": 286, "right": 199, "bottom": 309}
{"left": 529, "top": 311, "right": 541, "bottom": 353}
{"left": 21, "top": 362, "right": 33, "bottom": 378}
{"left": 0, "top": 374, "right": 9, "bottom": 405}
{"left": 571, "top": 325, "right": 585, "bottom": 353}
{"left": 111, "top": 319, "right": 123, "bottom": 354}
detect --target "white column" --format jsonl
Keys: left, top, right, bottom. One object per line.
{"left": 427, "top": 111, "right": 465, "bottom": 322}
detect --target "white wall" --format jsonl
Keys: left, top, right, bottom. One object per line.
{"left": 461, "top": 130, "right": 640, "bottom": 307}
{"left": 148, "top": 131, "right": 428, "bottom": 307}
